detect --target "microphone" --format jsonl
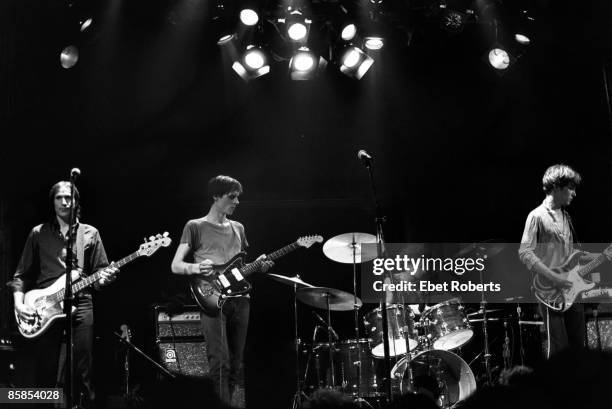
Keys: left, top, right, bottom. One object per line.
{"left": 357, "top": 150, "right": 372, "bottom": 167}
{"left": 70, "top": 168, "right": 81, "bottom": 177}
{"left": 312, "top": 312, "right": 339, "bottom": 341}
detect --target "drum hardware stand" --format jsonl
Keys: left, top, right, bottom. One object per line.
{"left": 502, "top": 320, "right": 511, "bottom": 370}
{"left": 350, "top": 235, "right": 365, "bottom": 405}
{"left": 477, "top": 249, "right": 493, "bottom": 387}
{"left": 516, "top": 302, "right": 525, "bottom": 366}
{"left": 292, "top": 278, "right": 308, "bottom": 409}
{"left": 325, "top": 292, "right": 336, "bottom": 390}
{"left": 402, "top": 325, "right": 415, "bottom": 392}
{"left": 360, "top": 151, "right": 393, "bottom": 400}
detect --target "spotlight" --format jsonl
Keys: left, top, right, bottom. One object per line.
{"left": 232, "top": 45, "right": 270, "bottom": 81}
{"left": 514, "top": 33, "right": 530, "bottom": 45}
{"left": 339, "top": 46, "right": 374, "bottom": 80}
{"left": 514, "top": 10, "right": 534, "bottom": 46}
{"left": 364, "top": 37, "right": 384, "bottom": 50}
{"left": 340, "top": 23, "right": 357, "bottom": 41}
{"left": 289, "top": 47, "right": 327, "bottom": 80}
{"left": 79, "top": 17, "right": 93, "bottom": 32}
{"left": 217, "top": 33, "right": 235, "bottom": 45}
{"left": 488, "top": 48, "right": 509, "bottom": 70}
{"left": 60, "top": 45, "right": 79, "bottom": 69}
{"left": 283, "top": 10, "right": 311, "bottom": 42}
{"left": 239, "top": 9, "right": 259, "bottom": 26}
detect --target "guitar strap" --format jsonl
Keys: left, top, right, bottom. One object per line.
{"left": 76, "top": 224, "right": 85, "bottom": 271}
{"left": 564, "top": 209, "right": 582, "bottom": 249}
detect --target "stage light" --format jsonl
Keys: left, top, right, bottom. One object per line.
{"left": 488, "top": 47, "right": 510, "bottom": 70}
{"left": 340, "top": 46, "right": 374, "bottom": 80}
{"left": 79, "top": 17, "right": 93, "bottom": 32}
{"left": 239, "top": 9, "right": 259, "bottom": 26}
{"left": 364, "top": 37, "right": 384, "bottom": 50}
{"left": 217, "top": 33, "right": 235, "bottom": 45}
{"left": 283, "top": 10, "right": 311, "bottom": 43}
{"left": 289, "top": 47, "right": 326, "bottom": 80}
{"left": 232, "top": 45, "right": 270, "bottom": 81}
{"left": 60, "top": 45, "right": 79, "bottom": 69}
{"left": 514, "top": 33, "right": 530, "bottom": 45}
{"left": 341, "top": 23, "right": 357, "bottom": 41}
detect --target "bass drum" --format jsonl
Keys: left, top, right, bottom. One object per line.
{"left": 391, "top": 349, "right": 476, "bottom": 408}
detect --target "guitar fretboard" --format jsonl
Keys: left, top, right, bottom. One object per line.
{"left": 579, "top": 253, "right": 607, "bottom": 278}
{"left": 50, "top": 250, "right": 141, "bottom": 303}
{"left": 240, "top": 242, "right": 301, "bottom": 277}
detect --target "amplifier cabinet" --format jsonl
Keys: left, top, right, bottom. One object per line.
{"left": 154, "top": 304, "right": 204, "bottom": 340}
{"left": 157, "top": 339, "right": 209, "bottom": 378}
{"left": 587, "top": 318, "right": 612, "bottom": 351}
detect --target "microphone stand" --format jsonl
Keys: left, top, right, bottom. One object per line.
{"left": 362, "top": 156, "right": 392, "bottom": 400}
{"left": 63, "top": 171, "right": 79, "bottom": 409}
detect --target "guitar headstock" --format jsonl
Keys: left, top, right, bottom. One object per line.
{"left": 297, "top": 235, "right": 323, "bottom": 249}
{"left": 138, "top": 232, "right": 172, "bottom": 257}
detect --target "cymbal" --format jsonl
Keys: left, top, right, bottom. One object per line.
{"left": 266, "top": 273, "right": 315, "bottom": 288}
{"left": 296, "top": 286, "right": 362, "bottom": 311}
{"left": 455, "top": 241, "right": 506, "bottom": 258}
{"left": 466, "top": 308, "right": 504, "bottom": 317}
{"left": 322, "top": 232, "right": 377, "bottom": 264}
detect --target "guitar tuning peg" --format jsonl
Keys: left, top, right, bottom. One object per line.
{"left": 156, "top": 234, "right": 162, "bottom": 239}
{"left": 149, "top": 236, "right": 155, "bottom": 241}
{"left": 163, "top": 232, "right": 169, "bottom": 237}
{"left": 143, "top": 237, "right": 147, "bottom": 243}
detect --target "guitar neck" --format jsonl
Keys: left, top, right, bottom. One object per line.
{"left": 52, "top": 251, "right": 141, "bottom": 302}
{"left": 579, "top": 253, "right": 607, "bottom": 278}
{"left": 240, "top": 242, "right": 301, "bottom": 277}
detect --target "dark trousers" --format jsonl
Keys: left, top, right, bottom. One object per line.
{"left": 15, "top": 297, "right": 95, "bottom": 408}
{"left": 200, "top": 297, "right": 249, "bottom": 404}
{"left": 540, "top": 302, "right": 585, "bottom": 358}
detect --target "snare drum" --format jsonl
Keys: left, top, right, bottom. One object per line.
{"left": 363, "top": 304, "right": 418, "bottom": 357}
{"left": 421, "top": 298, "right": 473, "bottom": 351}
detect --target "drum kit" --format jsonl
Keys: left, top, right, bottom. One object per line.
{"left": 266, "top": 233, "right": 521, "bottom": 409}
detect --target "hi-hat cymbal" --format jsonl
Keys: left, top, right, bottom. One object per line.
{"left": 322, "top": 232, "right": 377, "bottom": 264}
{"left": 266, "top": 273, "right": 315, "bottom": 288}
{"left": 296, "top": 286, "right": 362, "bottom": 311}
{"left": 455, "top": 241, "right": 506, "bottom": 258}
{"left": 466, "top": 308, "right": 504, "bottom": 317}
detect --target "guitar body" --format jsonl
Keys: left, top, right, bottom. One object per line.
{"left": 188, "top": 253, "right": 251, "bottom": 317}
{"left": 16, "top": 270, "right": 80, "bottom": 338}
{"left": 533, "top": 251, "right": 596, "bottom": 312}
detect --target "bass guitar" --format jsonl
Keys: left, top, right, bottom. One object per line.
{"left": 189, "top": 235, "right": 323, "bottom": 316}
{"left": 533, "top": 245, "right": 612, "bottom": 311}
{"left": 16, "top": 233, "right": 172, "bottom": 338}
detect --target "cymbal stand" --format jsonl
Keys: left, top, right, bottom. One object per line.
{"left": 292, "top": 278, "right": 308, "bottom": 409}
{"left": 351, "top": 235, "right": 364, "bottom": 402}
{"left": 478, "top": 250, "right": 493, "bottom": 386}
{"left": 326, "top": 293, "right": 336, "bottom": 389}
{"left": 517, "top": 302, "right": 525, "bottom": 366}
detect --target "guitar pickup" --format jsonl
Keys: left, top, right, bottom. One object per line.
{"left": 230, "top": 268, "right": 244, "bottom": 281}
{"left": 218, "top": 275, "right": 231, "bottom": 289}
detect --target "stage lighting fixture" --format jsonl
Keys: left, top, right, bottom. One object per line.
{"left": 239, "top": 8, "right": 259, "bottom": 26}
{"left": 340, "top": 23, "right": 357, "bottom": 41}
{"left": 232, "top": 45, "right": 270, "bottom": 81}
{"left": 289, "top": 47, "right": 326, "bottom": 80}
{"left": 514, "top": 34, "right": 530, "bottom": 45}
{"left": 60, "top": 45, "right": 79, "bottom": 69}
{"left": 283, "top": 10, "right": 311, "bottom": 42}
{"left": 514, "top": 11, "right": 534, "bottom": 45}
{"left": 79, "top": 17, "right": 93, "bottom": 32}
{"left": 487, "top": 46, "right": 510, "bottom": 70}
{"left": 339, "top": 46, "right": 374, "bottom": 80}
{"left": 364, "top": 37, "right": 384, "bottom": 50}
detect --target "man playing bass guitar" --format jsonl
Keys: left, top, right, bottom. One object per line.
{"left": 7, "top": 181, "right": 118, "bottom": 408}
{"left": 519, "top": 164, "right": 612, "bottom": 358}
{"left": 171, "top": 175, "right": 273, "bottom": 405}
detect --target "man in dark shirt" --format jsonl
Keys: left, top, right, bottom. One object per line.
{"left": 7, "top": 181, "right": 117, "bottom": 408}
{"left": 171, "top": 175, "right": 273, "bottom": 405}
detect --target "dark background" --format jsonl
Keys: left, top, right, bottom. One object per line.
{"left": 1, "top": 0, "right": 612, "bottom": 408}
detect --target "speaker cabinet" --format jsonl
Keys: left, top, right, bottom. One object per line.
{"left": 154, "top": 304, "right": 203, "bottom": 340}
{"left": 157, "top": 340, "right": 209, "bottom": 378}
{"left": 587, "top": 318, "right": 612, "bottom": 351}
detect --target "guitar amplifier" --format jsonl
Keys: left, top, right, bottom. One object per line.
{"left": 157, "top": 340, "right": 209, "bottom": 378}
{"left": 154, "top": 304, "right": 204, "bottom": 340}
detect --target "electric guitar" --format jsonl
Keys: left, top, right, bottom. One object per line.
{"left": 533, "top": 245, "right": 612, "bottom": 311}
{"left": 16, "top": 233, "right": 172, "bottom": 339}
{"left": 189, "top": 235, "right": 323, "bottom": 316}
